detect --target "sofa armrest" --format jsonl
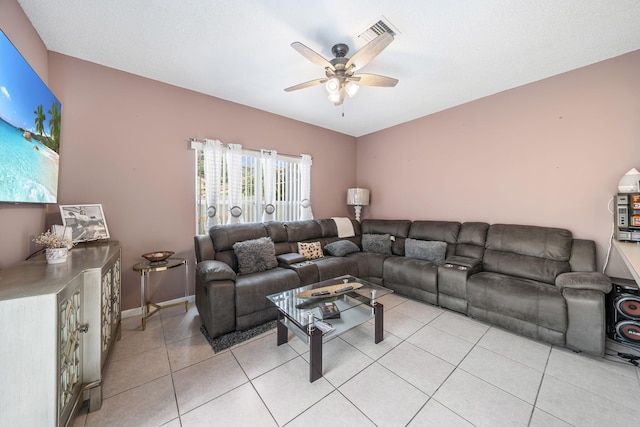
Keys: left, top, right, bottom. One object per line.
{"left": 556, "top": 272, "right": 612, "bottom": 293}
{"left": 196, "top": 260, "right": 236, "bottom": 282}
{"left": 444, "top": 255, "right": 482, "bottom": 270}
{"left": 277, "top": 252, "right": 307, "bottom": 266}
{"left": 194, "top": 234, "right": 215, "bottom": 263}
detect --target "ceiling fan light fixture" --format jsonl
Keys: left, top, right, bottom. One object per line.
{"left": 328, "top": 91, "right": 342, "bottom": 103}
{"left": 325, "top": 77, "right": 340, "bottom": 94}
{"left": 345, "top": 81, "right": 360, "bottom": 98}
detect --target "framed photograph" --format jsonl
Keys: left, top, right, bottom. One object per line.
{"left": 59, "top": 204, "right": 110, "bottom": 242}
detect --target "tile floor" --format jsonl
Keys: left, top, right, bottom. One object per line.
{"left": 73, "top": 294, "right": 640, "bottom": 427}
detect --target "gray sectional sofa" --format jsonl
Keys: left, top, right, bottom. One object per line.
{"left": 194, "top": 218, "right": 612, "bottom": 356}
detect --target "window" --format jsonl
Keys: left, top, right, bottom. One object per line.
{"left": 194, "top": 140, "right": 312, "bottom": 234}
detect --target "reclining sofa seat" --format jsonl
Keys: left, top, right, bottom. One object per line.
{"left": 280, "top": 219, "right": 360, "bottom": 284}
{"left": 383, "top": 220, "right": 461, "bottom": 305}
{"left": 466, "top": 224, "right": 611, "bottom": 356}
{"left": 194, "top": 219, "right": 361, "bottom": 339}
{"left": 194, "top": 222, "right": 301, "bottom": 338}
{"left": 345, "top": 219, "right": 411, "bottom": 284}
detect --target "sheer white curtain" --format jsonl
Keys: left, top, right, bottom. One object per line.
{"left": 262, "top": 150, "right": 277, "bottom": 222}
{"left": 226, "top": 143, "right": 244, "bottom": 224}
{"left": 300, "top": 154, "right": 313, "bottom": 220}
{"left": 203, "top": 139, "right": 223, "bottom": 230}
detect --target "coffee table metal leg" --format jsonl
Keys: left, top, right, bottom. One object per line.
{"left": 309, "top": 327, "right": 323, "bottom": 382}
{"left": 374, "top": 302, "right": 384, "bottom": 344}
{"left": 276, "top": 311, "right": 288, "bottom": 346}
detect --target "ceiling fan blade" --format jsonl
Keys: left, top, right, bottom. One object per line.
{"left": 291, "top": 42, "right": 334, "bottom": 70}
{"left": 345, "top": 32, "right": 394, "bottom": 71}
{"left": 351, "top": 73, "right": 398, "bottom": 87}
{"left": 284, "top": 78, "right": 327, "bottom": 92}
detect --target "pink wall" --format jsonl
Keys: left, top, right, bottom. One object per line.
{"left": 0, "top": 0, "right": 49, "bottom": 268}
{"left": 357, "top": 50, "right": 640, "bottom": 278}
{"left": 46, "top": 53, "right": 356, "bottom": 310}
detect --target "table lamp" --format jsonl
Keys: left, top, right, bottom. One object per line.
{"left": 347, "top": 188, "right": 370, "bottom": 222}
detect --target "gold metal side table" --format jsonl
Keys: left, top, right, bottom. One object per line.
{"left": 132, "top": 257, "right": 189, "bottom": 330}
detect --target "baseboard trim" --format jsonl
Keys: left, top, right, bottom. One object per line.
{"left": 122, "top": 295, "right": 196, "bottom": 319}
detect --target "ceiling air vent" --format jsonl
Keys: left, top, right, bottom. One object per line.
{"left": 358, "top": 17, "right": 399, "bottom": 42}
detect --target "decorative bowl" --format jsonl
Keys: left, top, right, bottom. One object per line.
{"left": 141, "top": 251, "right": 174, "bottom": 263}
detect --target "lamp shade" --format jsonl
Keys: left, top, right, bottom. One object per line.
{"left": 618, "top": 168, "right": 640, "bottom": 193}
{"left": 347, "top": 188, "right": 370, "bottom": 206}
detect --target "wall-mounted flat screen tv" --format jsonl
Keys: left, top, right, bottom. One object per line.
{"left": 0, "top": 29, "right": 61, "bottom": 203}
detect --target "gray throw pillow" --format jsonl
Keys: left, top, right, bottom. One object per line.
{"left": 362, "top": 233, "right": 392, "bottom": 255}
{"left": 324, "top": 240, "right": 360, "bottom": 257}
{"left": 405, "top": 239, "right": 447, "bottom": 265}
{"left": 233, "top": 237, "right": 278, "bottom": 275}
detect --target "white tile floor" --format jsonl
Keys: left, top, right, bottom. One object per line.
{"left": 73, "top": 294, "right": 640, "bottom": 427}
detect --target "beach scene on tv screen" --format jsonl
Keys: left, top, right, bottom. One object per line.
{"left": 0, "top": 30, "right": 61, "bottom": 203}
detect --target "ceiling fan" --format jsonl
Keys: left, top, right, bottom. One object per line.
{"left": 284, "top": 32, "right": 398, "bottom": 106}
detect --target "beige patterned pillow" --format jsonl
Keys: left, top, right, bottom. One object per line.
{"left": 298, "top": 241, "right": 324, "bottom": 260}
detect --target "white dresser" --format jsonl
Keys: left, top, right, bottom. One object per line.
{"left": 0, "top": 241, "right": 121, "bottom": 427}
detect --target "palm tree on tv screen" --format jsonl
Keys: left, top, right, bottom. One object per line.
{"left": 48, "top": 102, "right": 61, "bottom": 152}
{"left": 33, "top": 104, "right": 45, "bottom": 136}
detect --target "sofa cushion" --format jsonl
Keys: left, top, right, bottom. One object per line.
{"left": 361, "top": 219, "right": 410, "bottom": 256}
{"left": 405, "top": 239, "right": 447, "bottom": 265}
{"left": 324, "top": 240, "right": 360, "bottom": 257}
{"left": 312, "top": 257, "right": 359, "bottom": 281}
{"left": 362, "top": 233, "right": 392, "bottom": 254}
{"left": 467, "top": 271, "right": 567, "bottom": 332}
{"left": 346, "top": 252, "right": 388, "bottom": 279}
{"left": 235, "top": 268, "right": 301, "bottom": 317}
{"left": 486, "top": 224, "right": 572, "bottom": 261}
{"left": 383, "top": 256, "right": 439, "bottom": 303}
{"left": 455, "top": 222, "right": 489, "bottom": 259}
{"left": 298, "top": 241, "right": 324, "bottom": 260}
{"left": 483, "top": 224, "right": 573, "bottom": 284}
{"left": 233, "top": 237, "right": 278, "bottom": 275}
{"left": 285, "top": 220, "right": 323, "bottom": 242}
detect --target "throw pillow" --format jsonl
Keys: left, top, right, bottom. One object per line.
{"left": 362, "top": 233, "right": 392, "bottom": 255}
{"left": 405, "top": 239, "right": 447, "bottom": 265}
{"left": 233, "top": 237, "right": 278, "bottom": 275}
{"left": 298, "top": 241, "right": 324, "bottom": 260}
{"left": 324, "top": 240, "right": 360, "bottom": 257}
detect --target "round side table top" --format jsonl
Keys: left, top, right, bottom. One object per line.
{"left": 133, "top": 257, "right": 186, "bottom": 273}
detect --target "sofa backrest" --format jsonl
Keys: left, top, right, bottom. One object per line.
{"left": 264, "top": 222, "right": 290, "bottom": 255}
{"left": 455, "top": 222, "right": 489, "bottom": 260}
{"left": 209, "top": 222, "right": 269, "bottom": 271}
{"left": 408, "top": 220, "right": 461, "bottom": 258}
{"left": 283, "top": 219, "right": 361, "bottom": 252}
{"left": 360, "top": 219, "right": 411, "bottom": 255}
{"left": 483, "top": 224, "right": 573, "bottom": 284}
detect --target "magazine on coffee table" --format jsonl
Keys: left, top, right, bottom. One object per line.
{"left": 319, "top": 301, "right": 340, "bottom": 319}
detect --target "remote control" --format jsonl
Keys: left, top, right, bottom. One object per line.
{"left": 335, "top": 286, "right": 354, "bottom": 293}
{"left": 311, "top": 290, "right": 330, "bottom": 296}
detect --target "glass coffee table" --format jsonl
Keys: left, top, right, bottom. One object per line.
{"left": 267, "top": 275, "right": 393, "bottom": 382}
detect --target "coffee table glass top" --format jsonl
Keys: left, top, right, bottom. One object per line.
{"left": 267, "top": 275, "right": 393, "bottom": 331}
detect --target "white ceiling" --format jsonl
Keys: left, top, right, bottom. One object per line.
{"left": 17, "top": 0, "right": 640, "bottom": 137}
